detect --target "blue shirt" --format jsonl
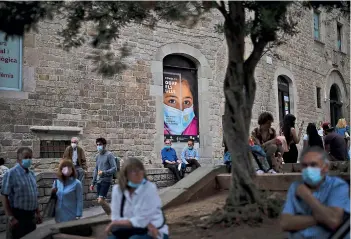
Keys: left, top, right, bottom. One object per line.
{"left": 1, "top": 164, "right": 38, "bottom": 211}
{"left": 181, "top": 147, "right": 199, "bottom": 164}
{"left": 161, "top": 148, "right": 178, "bottom": 164}
{"left": 53, "top": 177, "right": 83, "bottom": 223}
{"left": 282, "top": 176, "right": 350, "bottom": 239}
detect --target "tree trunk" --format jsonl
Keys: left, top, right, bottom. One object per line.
{"left": 221, "top": 2, "right": 264, "bottom": 225}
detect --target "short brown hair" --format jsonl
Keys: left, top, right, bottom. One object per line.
{"left": 57, "top": 159, "right": 77, "bottom": 181}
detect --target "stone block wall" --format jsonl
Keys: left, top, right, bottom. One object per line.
{"left": 0, "top": 167, "right": 187, "bottom": 232}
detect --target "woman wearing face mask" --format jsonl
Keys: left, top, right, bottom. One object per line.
{"left": 105, "top": 158, "right": 168, "bottom": 239}
{"left": 163, "top": 78, "right": 198, "bottom": 136}
{"left": 53, "top": 159, "right": 83, "bottom": 223}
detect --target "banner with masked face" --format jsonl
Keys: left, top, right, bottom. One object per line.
{"left": 163, "top": 70, "right": 199, "bottom": 143}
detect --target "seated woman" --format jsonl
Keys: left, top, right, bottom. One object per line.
{"left": 303, "top": 123, "right": 324, "bottom": 149}
{"left": 251, "top": 112, "right": 284, "bottom": 173}
{"left": 105, "top": 157, "right": 169, "bottom": 239}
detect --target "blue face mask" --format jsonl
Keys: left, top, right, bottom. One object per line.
{"left": 188, "top": 146, "right": 193, "bottom": 150}
{"left": 164, "top": 104, "right": 195, "bottom": 135}
{"left": 302, "top": 167, "right": 323, "bottom": 186}
{"left": 127, "top": 179, "right": 147, "bottom": 189}
{"left": 22, "top": 159, "right": 32, "bottom": 169}
{"left": 97, "top": 145, "right": 104, "bottom": 152}
{"left": 164, "top": 145, "right": 171, "bottom": 150}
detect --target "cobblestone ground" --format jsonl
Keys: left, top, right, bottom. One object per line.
{"left": 166, "top": 191, "right": 287, "bottom": 239}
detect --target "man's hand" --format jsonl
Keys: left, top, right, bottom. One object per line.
{"left": 296, "top": 184, "right": 312, "bottom": 200}
{"left": 148, "top": 223, "right": 159, "bottom": 239}
{"left": 9, "top": 217, "right": 19, "bottom": 228}
{"left": 98, "top": 170, "right": 103, "bottom": 176}
{"left": 89, "top": 185, "right": 94, "bottom": 191}
{"left": 36, "top": 212, "right": 43, "bottom": 224}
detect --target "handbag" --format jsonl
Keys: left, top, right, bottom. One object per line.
{"left": 111, "top": 190, "right": 166, "bottom": 239}
{"left": 43, "top": 180, "right": 58, "bottom": 218}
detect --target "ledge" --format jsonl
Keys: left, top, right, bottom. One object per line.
{"left": 30, "top": 126, "right": 83, "bottom": 134}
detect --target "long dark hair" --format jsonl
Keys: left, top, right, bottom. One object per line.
{"left": 306, "top": 123, "right": 324, "bottom": 149}
{"left": 283, "top": 114, "right": 296, "bottom": 142}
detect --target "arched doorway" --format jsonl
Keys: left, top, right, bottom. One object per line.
{"left": 277, "top": 75, "right": 291, "bottom": 123}
{"left": 329, "top": 84, "right": 342, "bottom": 126}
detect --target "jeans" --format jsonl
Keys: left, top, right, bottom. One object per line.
{"left": 6, "top": 208, "right": 36, "bottom": 239}
{"left": 107, "top": 234, "right": 169, "bottom": 239}
{"left": 97, "top": 181, "right": 111, "bottom": 198}
{"left": 75, "top": 166, "right": 85, "bottom": 185}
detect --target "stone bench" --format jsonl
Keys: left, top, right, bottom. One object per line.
{"left": 283, "top": 161, "right": 349, "bottom": 173}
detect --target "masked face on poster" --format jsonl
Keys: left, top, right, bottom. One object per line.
{"left": 163, "top": 72, "right": 199, "bottom": 137}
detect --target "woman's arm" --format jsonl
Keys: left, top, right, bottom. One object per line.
{"left": 291, "top": 128, "right": 300, "bottom": 144}
{"left": 75, "top": 181, "right": 83, "bottom": 218}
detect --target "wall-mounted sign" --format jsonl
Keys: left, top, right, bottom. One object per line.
{"left": 0, "top": 32, "right": 22, "bottom": 90}
{"left": 163, "top": 71, "right": 199, "bottom": 143}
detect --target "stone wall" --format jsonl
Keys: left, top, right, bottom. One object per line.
{"left": 0, "top": 167, "right": 186, "bottom": 232}
{"left": 0, "top": 5, "right": 349, "bottom": 168}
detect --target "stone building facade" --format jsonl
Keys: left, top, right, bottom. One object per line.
{"left": 0, "top": 6, "right": 349, "bottom": 171}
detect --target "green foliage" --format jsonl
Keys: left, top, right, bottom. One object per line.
{"left": 0, "top": 1, "right": 348, "bottom": 76}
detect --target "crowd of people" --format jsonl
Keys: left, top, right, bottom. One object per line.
{"left": 0, "top": 114, "right": 349, "bottom": 239}
{"left": 224, "top": 112, "right": 350, "bottom": 175}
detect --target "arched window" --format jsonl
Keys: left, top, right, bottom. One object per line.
{"left": 329, "top": 84, "right": 342, "bottom": 126}
{"left": 277, "top": 76, "right": 290, "bottom": 123}
{"left": 163, "top": 54, "right": 199, "bottom": 143}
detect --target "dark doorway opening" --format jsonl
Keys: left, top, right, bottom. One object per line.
{"left": 278, "top": 76, "right": 291, "bottom": 124}
{"left": 329, "top": 84, "right": 342, "bottom": 127}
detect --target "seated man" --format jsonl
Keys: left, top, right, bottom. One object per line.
{"left": 280, "top": 146, "right": 350, "bottom": 239}
{"left": 181, "top": 139, "right": 201, "bottom": 171}
{"left": 323, "top": 123, "right": 347, "bottom": 161}
{"left": 251, "top": 112, "right": 283, "bottom": 173}
{"left": 161, "top": 139, "right": 182, "bottom": 181}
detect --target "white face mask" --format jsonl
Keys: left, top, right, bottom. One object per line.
{"left": 62, "top": 167, "right": 72, "bottom": 177}
{"left": 164, "top": 104, "right": 195, "bottom": 135}
{"left": 71, "top": 143, "right": 77, "bottom": 149}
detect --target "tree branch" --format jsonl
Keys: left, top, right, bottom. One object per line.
{"left": 216, "top": 1, "right": 228, "bottom": 19}
{"left": 244, "top": 39, "right": 268, "bottom": 75}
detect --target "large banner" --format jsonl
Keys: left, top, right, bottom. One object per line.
{"left": 163, "top": 69, "right": 199, "bottom": 143}
{"left": 0, "top": 32, "right": 22, "bottom": 90}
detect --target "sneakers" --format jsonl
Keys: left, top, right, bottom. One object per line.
{"left": 256, "top": 170, "right": 265, "bottom": 175}
{"left": 268, "top": 169, "right": 277, "bottom": 174}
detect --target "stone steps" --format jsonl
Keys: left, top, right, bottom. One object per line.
{"left": 282, "top": 161, "right": 349, "bottom": 173}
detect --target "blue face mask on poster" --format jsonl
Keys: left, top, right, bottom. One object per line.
{"left": 164, "top": 104, "right": 195, "bottom": 135}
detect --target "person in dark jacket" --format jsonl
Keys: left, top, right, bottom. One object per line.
{"left": 63, "top": 137, "right": 87, "bottom": 184}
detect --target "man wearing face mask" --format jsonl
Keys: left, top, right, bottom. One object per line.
{"left": 63, "top": 137, "right": 87, "bottom": 184}
{"left": 280, "top": 146, "right": 350, "bottom": 239}
{"left": 90, "top": 138, "right": 117, "bottom": 216}
{"left": 181, "top": 139, "right": 201, "bottom": 171}
{"left": 1, "top": 147, "right": 42, "bottom": 239}
{"left": 161, "top": 139, "right": 182, "bottom": 181}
